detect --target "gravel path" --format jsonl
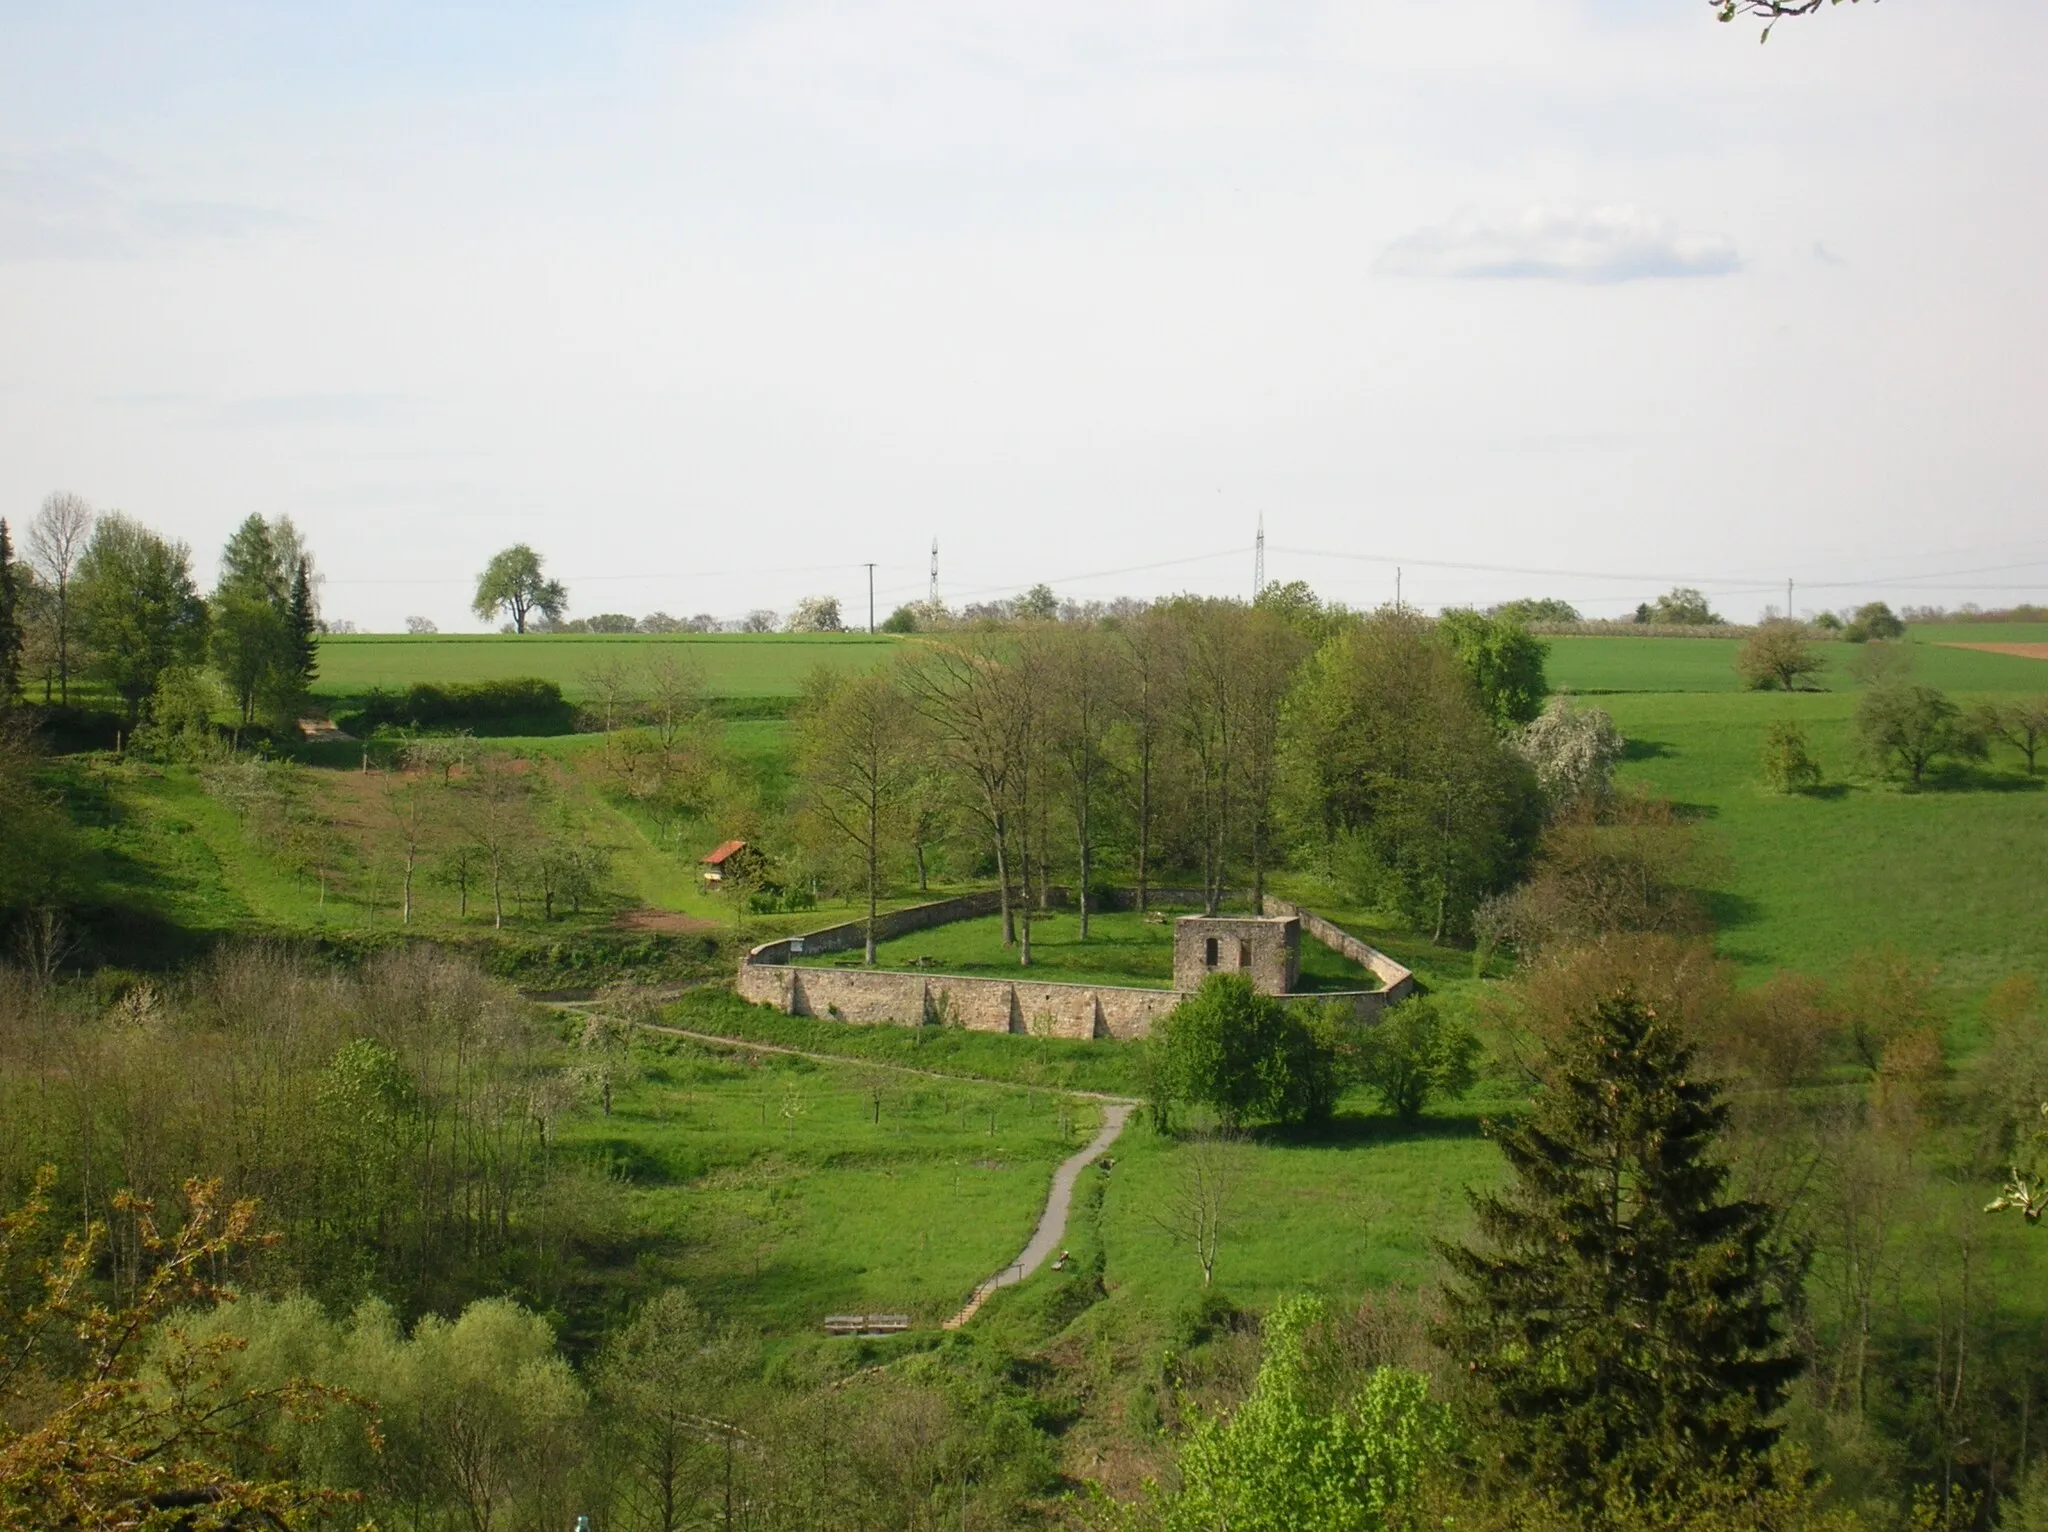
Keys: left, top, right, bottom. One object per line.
{"left": 622, "top": 1019, "right": 1137, "bottom": 1329}
{"left": 942, "top": 1102, "right": 1131, "bottom": 1329}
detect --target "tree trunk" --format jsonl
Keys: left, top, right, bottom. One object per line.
{"left": 865, "top": 792, "right": 879, "bottom": 965}
{"left": 993, "top": 818, "right": 1013, "bottom": 945}
{"left": 1076, "top": 797, "right": 1091, "bottom": 940}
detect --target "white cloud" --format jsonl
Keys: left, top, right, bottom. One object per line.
{"left": 1375, "top": 203, "right": 1741, "bottom": 283}
{"left": 0, "top": 151, "right": 299, "bottom": 261}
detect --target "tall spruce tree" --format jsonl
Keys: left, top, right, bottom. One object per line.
{"left": 1436, "top": 991, "right": 1803, "bottom": 1510}
{"left": 287, "top": 556, "right": 318, "bottom": 689}
{"left": 0, "top": 519, "right": 20, "bottom": 704}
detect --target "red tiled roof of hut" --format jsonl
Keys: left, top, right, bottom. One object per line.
{"left": 701, "top": 839, "right": 748, "bottom": 866}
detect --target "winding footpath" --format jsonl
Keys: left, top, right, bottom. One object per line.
{"left": 621, "top": 1020, "right": 1138, "bottom": 1330}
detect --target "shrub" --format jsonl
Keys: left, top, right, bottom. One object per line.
{"left": 1352, "top": 998, "right": 1481, "bottom": 1123}
{"left": 1759, "top": 722, "right": 1822, "bottom": 792}
{"left": 1151, "top": 975, "right": 1342, "bottom": 1131}
{"left": 342, "top": 678, "right": 573, "bottom": 735}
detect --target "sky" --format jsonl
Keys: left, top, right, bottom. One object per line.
{"left": 1, "top": 0, "right": 2043, "bottom": 631}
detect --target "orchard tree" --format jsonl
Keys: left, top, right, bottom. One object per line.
{"left": 1735, "top": 619, "right": 1825, "bottom": 692}
{"left": 1974, "top": 696, "right": 2048, "bottom": 775}
{"left": 1437, "top": 992, "right": 1804, "bottom": 1510}
{"left": 1855, "top": 683, "right": 1982, "bottom": 785}
{"left": 472, "top": 544, "right": 567, "bottom": 633}
{"left": 23, "top": 490, "right": 92, "bottom": 703}
{"left": 74, "top": 514, "right": 209, "bottom": 727}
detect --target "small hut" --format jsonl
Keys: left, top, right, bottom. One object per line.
{"left": 699, "top": 839, "right": 760, "bottom": 890}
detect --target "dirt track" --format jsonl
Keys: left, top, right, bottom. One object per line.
{"left": 1939, "top": 642, "right": 2048, "bottom": 660}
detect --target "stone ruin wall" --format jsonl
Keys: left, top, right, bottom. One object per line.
{"left": 735, "top": 888, "right": 1417, "bottom": 1039}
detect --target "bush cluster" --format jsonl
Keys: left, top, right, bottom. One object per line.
{"left": 341, "top": 677, "right": 572, "bottom": 734}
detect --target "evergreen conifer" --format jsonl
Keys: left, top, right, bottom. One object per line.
{"left": 288, "top": 556, "right": 318, "bottom": 687}
{"left": 1436, "top": 991, "right": 1803, "bottom": 1510}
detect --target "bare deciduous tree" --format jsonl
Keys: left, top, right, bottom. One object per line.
{"left": 25, "top": 491, "right": 93, "bottom": 705}
{"left": 794, "top": 670, "right": 919, "bottom": 964}
{"left": 1150, "top": 1130, "right": 1242, "bottom": 1287}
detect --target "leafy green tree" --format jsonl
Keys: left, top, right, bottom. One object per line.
{"left": 1735, "top": 619, "right": 1826, "bottom": 692}
{"left": 1490, "top": 597, "right": 1580, "bottom": 624}
{"left": 472, "top": 544, "right": 567, "bottom": 633}
{"left": 1280, "top": 608, "right": 1540, "bottom": 941}
{"left": 1760, "top": 721, "right": 1823, "bottom": 792}
{"left": 1855, "top": 683, "right": 1983, "bottom": 785}
{"left": 1437, "top": 993, "right": 1804, "bottom": 1511}
{"left": 1152, "top": 975, "right": 1340, "bottom": 1130}
{"left": 881, "top": 602, "right": 921, "bottom": 633}
{"left": 1437, "top": 609, "right": 1549, "bottom": 729}
{"left": 1353, "top": 998, "right": 1480, "bottom": 1124}
{"left": 1161, "top": 1294, "right": 1453, "bottom": 1532}
{"left": 73, "top": 514, "right": 209, "bottom": 726}
{"left": 0, "top": 519, "right": 20, "bottom": 704}
{"left": 1973, "top": 696, "right": 2048, "bottom": 775}
{"left": 1016, "top": 582, "right": 1059, "bottom": 621}
{"left": 596, "top": 1288, "right": 754, "bottom": 1532}
{"left": 1643, "top": 587, "right": 1723, "bottom": 626}
{"left": 210, "top": 514, "right": 294, "bottom": 729}
{"left": 1256, "top": 579, "right": 1351, "bottom": 646}
{"left": 1845, "top": 600, "right": 1904, "bottom": 642}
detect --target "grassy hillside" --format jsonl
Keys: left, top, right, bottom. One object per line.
{"left": 311, "top": 631, "right": 903, "bottom": 704}
{"left": 1540, "top": 631, "right": 2048, "bottom": 991}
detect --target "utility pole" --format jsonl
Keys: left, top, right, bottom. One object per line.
{"left": 865, "top": 563, "right": 876, "bottom": 633}
{"left": 929, "top": 539, "right": 940, "bottom": 610}
{"left": 1786, "top": 577, "right": 1794, "bottom": 621}
{"left": 1253, "top": 512, "right": 1265, "bottom": 601}
{"left": 1395, "top": 566, "right": 1402, "bottom": 611}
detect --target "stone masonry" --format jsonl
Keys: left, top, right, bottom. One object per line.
{"left": 1171, "top": 915, "right": 1300, "bottom": 995}
{"left": 734, "top": 889, "right": 1417, "bottom": 1040}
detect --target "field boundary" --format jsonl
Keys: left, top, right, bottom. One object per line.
{"left": 738, "top": 889, "right": 1413, "bottom": 1038}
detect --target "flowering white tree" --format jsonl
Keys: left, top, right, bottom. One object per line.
{"left": 1513, "top": 697, "right": 1625, "bottom": 808}
{"left": 785, "top": 595, "right": 842, "bottom": 633}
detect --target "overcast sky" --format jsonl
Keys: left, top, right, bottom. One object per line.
{"left": 2, "top": 1, "right": 2043, "bottom": 630}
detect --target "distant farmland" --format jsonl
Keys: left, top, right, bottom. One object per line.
{"left": 311, "top": 631, "right": 906, "bottom": 702}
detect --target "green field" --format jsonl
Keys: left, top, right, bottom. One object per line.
{"left": 1546, "top": 629, "right": 2048, "bottom": 695}
{"left": 1548, "top": 632, "right": 2048, "bottom": 994}
{"left": 557, "top": 1028, "right": 1102, "bottom": 1332}
{"left": 793, "top": 906, "right": 1381, "bottom": 992}
{"left": 311, "top": 631, "right": 903, "bottom": 703}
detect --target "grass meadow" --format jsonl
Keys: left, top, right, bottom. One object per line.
{"left": 793, "top": 906, "right": 1381, "bottom": 992}
{"left": 1549, "top": 630, "right": 2048, "bottom": 996}
{"left": 553, "top": 1026, "right": 1107, "bottom": 1334}
{"left": 311, "top": 630, "right": 903, "bottom": 705}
